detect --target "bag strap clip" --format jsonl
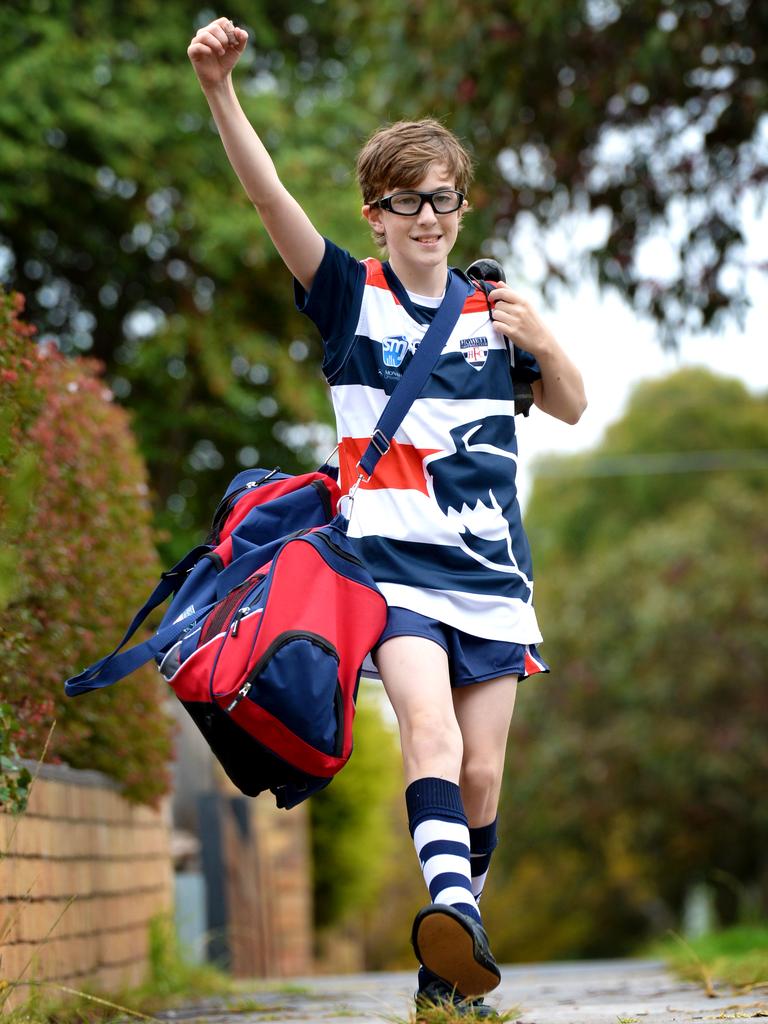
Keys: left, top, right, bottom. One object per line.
{"left": 369, "top": 429, "right": 390, "bottom": 457}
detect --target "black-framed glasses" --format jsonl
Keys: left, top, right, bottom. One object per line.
{"left": 372, "top": 189, "right": 465, "bottom": 216}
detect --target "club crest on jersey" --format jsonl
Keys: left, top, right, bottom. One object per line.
{"left": 459, "top": 336, "right": 489, "bottom": 370}
{"left": 381, "top": 335, "right": 408, "bottom": 368}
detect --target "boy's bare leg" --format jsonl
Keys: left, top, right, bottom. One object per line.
{"left": 375, "top": 635, "right": 463, "bottom": 783}
{"left": 453, "top": 675, "right": 518, "bottom": 827}
{"left": 375, "top": 635, "right": 504, "bottom": 1000}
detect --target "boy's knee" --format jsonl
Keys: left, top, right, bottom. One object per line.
{"left": 460, "top": 756, "right": 502, "bottom": 800}
{"left": 402, "top": 708, "right": 463, "bottom": 765}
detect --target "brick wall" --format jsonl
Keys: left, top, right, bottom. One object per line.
{"left": 0, "top": 762, "right": 172, "bottom": 1011}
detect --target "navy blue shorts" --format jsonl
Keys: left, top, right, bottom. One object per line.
{"left": 372, "top": 605, "right": 550, "bottom": 688}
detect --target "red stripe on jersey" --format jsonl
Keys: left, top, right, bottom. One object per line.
{"left": 340, "top": 436, "right": 441, "bottom": 495}
{"left": 363, "top": 258, "right": 398, "bottom": 294}
{"left": 365, "top": 259, "right": 492, "bottom": 317}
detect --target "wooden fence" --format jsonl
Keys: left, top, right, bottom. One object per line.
{"left": 0, "top": 761, "right": 172, "bottom": 1011}
{"left": 198, "top": 782, "right": 313, "bottom": 978}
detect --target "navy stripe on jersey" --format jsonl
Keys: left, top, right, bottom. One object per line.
{"left": 293, "top": 243, "right": 367, "bottom": 382}
{"left": 356, "top": 536, "right": 533, "bottom": 599}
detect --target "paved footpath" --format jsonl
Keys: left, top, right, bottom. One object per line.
{"left": 157, "top": 960, "right": 767, "bottom": 1023}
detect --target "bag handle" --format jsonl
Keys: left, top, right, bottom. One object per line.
{"left": 63, "top": 545, "right": 212, "bottom": 695}
{"left": 356, "top": 269, "right": 470, "bottom": 481}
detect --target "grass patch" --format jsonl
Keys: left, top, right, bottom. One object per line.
{"left": 2, "top": 922, "right": 234, "bottom": 1023}
{"left": 387, "top": 997, "right": 521, "bottom": 1023}
{"left": 650, "top": 924, "right": 768, "bottom": 994}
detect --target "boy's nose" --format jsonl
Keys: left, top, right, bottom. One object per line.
{"left": 416, "top": 202, "right": 439, "bottom": 225}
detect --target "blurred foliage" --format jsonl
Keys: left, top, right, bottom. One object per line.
{"left": 358, "top": 794, "right": 428, "bottom": 971}
{"left": 486, "top": 369, "right": 768, "bottom": 960}
{"left": 652, "top": 923, "right": 768, "bottom": 990}
{"left": 0, "top": 286, "right": 172, "bottom": 805}
{"left": 0, "top": 704, "right": 32, "bottom": 815}
{"left": 310, "top": 684, "right": 402, "bottom": 933}
{"left": 0, "top": 0, "right": 373, "bottom": 560}
{"left": 527, "top": 368, "right": 768, "bottom": 568}
{"left": 338, "top": 0, "right": 768, "bottom": 343}
{"left": 0, "top": 1, "right": 764, "bottom": 562}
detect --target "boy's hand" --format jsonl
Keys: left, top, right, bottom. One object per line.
{"left": 488, "top": 286, "right": 554, "bottom": 359}
{"left": 188, "top": 17, "right": 248, "bottom": 89}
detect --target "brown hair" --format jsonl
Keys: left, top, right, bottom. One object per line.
{"left": 356, "top": 118, "right": 474, "bottom": 204}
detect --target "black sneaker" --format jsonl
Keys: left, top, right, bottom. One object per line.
{"left": 412, "top": 903, "right": 501, "bottom": 998}
{"left": 415, "top": 967, "right": 501, "bottom": 1019}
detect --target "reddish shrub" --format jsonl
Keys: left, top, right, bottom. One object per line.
{"left": 0, "top": 288, "right": 172, "bottom": 805}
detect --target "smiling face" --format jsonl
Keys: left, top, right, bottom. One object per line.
{"left": 362, "top": 162, "right": 467, "bottom": 296}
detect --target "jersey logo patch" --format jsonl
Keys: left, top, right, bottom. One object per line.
{"left": 459, "top": 336, "right": 489, "bottom": 370}
{"left": 381, "top": 335, "right": 408, "bottom": 368}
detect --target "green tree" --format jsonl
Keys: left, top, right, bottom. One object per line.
{"left": 485, "top": 370, "right": 768, "bottom": 960}
{"left": 310, "top": 684, "right": 402, "bottom": 932}
{"left": 527, "top": 368, "right": 768, "bottom": 568}
{"left": 337, "top": 0, "right": 768, "bottom": 341}
{"left": 0, "top": 1, "right": 375, "bottom": 558}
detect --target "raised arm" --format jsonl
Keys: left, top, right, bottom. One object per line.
{"left": 188, "top": 17, "right": 325, "bottom": 292}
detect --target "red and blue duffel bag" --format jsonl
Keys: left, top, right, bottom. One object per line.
{"left": 65, "top": 270, "right": 471, "bottom": 807}
{"left": 64, "top": 466, "right": 387, "bottom": 809}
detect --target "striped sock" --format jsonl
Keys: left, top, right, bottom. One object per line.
{"left": 469, "top": 819, "right": 498, "bottom": 902}
{"left": 405, "top": 777, "right": 481, "bottom": 923}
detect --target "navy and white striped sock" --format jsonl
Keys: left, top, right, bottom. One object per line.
{"left": 469, "top": 819, "right": 498, "bottom": 902}
{"left": 405, "top": 777, "right": 481, "bottom": 924}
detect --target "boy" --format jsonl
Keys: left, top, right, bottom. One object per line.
{"left": 188, "top": 17, "right": 586, "bottom": 1018}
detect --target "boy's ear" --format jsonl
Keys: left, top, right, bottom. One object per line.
{"left": 362, "top": 203, "right": 386, "bottom": 243}
{"left": 457, "top": 198, "right": 469, "bottom": 232}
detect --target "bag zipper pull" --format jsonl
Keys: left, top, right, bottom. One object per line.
{"left": 230, "top": 606, "right": 251, "bottom": 635}
{"left": 226, "top": 681, "right": 252, "bottom": 713}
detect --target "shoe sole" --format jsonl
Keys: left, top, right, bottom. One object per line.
{"left": 413, "top": 909, "right": 500, "bottom": 998}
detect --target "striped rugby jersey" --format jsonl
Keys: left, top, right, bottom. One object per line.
{"left": 295, "top": 238, "right": 543, "bottom": 643}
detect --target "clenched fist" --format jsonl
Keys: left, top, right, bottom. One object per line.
{"left": 187, "top": 17, "right": 248, "bottom": 89}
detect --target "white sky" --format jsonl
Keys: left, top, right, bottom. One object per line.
{"left": 512, "top": 220, "right": 768, "bottom": 509}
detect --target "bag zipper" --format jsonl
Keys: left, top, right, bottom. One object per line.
{"left": 212, "top": 525, "right": 380, "bottom": 702}
{"left": 200, "top": 575, "right": 264, "bottom": 645}
{"left": 225, "top": 630, "right": 339, "bottom": 713}
{"left": 207, "top": 468, "right": 281, "bottom": 543}
{"left": 312, "top": 529, "right": 364, "bottom": 567}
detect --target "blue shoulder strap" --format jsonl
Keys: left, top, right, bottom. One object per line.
{"left": 357, "top": 269, "right": 470, "bottom": 479}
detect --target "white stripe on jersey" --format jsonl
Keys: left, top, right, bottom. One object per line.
{"left": 332, "top": 389, "right": 523, "bottom": 448}
{"left": 378, "top": 583, "right": 543, "bottom": 644}
{"left": 348, "top": 488, "right": 533, "bottom": 588}
{"left": 357, "top": 284, "right": 500, "bottom": 350}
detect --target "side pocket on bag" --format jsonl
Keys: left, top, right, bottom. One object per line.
{"left": 243, "top": 631, "right": 343, "bottom": 757}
